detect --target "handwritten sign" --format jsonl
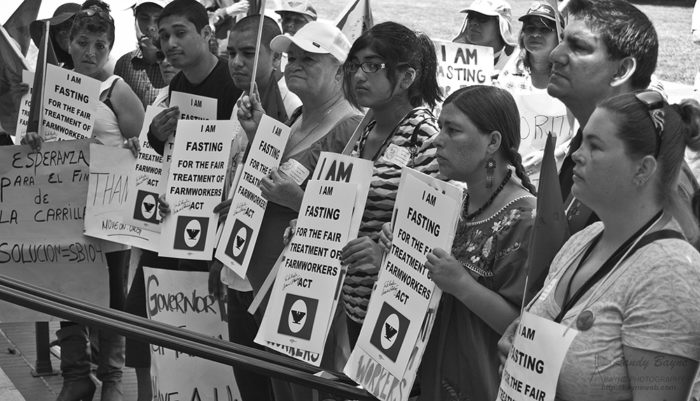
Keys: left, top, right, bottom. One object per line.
{"left": 125, "top": 106, "right": 165, "bottom": 231}
{"left": 159, "top": 92, "right": 217, "bottom": 198}
{"left": 41, "top": 64, "right": 100, "bottom": 142}
{"left": 513, "top": 93, "right": 572, "bottom": 155}
{"left": 15, "top": 69, "right": 33, "bottom": 142}
{"left": 255, "top": 180, "right": 357, "bottom": 365}
{"left": 434, "top": 40, "right": 494, "bottom": 98}
{"left": 497, "top": 311, "right": 578, "bottom": 401}
{"left": 144, "top": 267, "right": 241, "bottom": 401}
{"left": 159, "top": 120, "right": 232, "bottom": 260}
{"left": 344, "top": 169, "right": 462, "bottom": 401}
{"left": 0, "top": 140, "right": 108, "bottom": 321}
{"left": 84, "top": 143, "right": 160, "bottom": 251}
{"left": 216, "top": 115, "right": 291, "bottom": 277}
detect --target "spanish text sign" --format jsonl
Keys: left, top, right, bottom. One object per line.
{"left": 216, "top": 115, "right": 291, "bottom": 277}
{"left": 159, "top": 120, "right": 232, "bottom": 260}
{"left": 513, "top": 92, "right": 572, "bottom": 155}
{"left": 434, "top": 40, "right": 494, "bottom": 98}
{"left": 84, "top": 144, "right": 160, "bottom": 251}
{"left": 255, "top": 180, "right": 356, "bottom": 365}
{"left": 42, "top": 64, "right": 100, "bottom": 142}
{"left": 144, "top": 267, "right": 241, "bottom": 401}
{"left": 497, "top": 311, "right": 578, "bottom": 401}
{"left": 0, "top": 140, "right": 108, "bottom": 321}
{"left": 345, "top": 170, "right": 462, "bottom": 401}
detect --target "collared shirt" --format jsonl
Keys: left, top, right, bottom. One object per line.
{"left": 114, "top": 48, "right": 166, "bottom": 109}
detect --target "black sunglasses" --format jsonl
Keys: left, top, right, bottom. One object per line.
{"left": 634, "top": 90, "right": 665, "bottom": 158}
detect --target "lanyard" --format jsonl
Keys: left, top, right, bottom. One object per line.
{"left": 554, "top": 210, "right": 666, "bottom": 323}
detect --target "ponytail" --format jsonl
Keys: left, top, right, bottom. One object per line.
{"left": 411, "top": 32, "right": 442, "bottom": 109}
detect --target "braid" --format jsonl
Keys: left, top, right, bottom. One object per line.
{"left": 508, "top": 147, "right": 537, "bottom": 195}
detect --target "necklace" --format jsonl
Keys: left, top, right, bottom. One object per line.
{"left": 284, "top": 95, "right": 345, "bottom": 157}
{"left": 463, "top": 170, "right": 512, "bottom": 221}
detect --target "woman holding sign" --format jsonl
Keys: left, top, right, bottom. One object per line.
{"left": 379, "top": 85, "right": 537, "bottom": 401}
{"left": 52, "top": 2, "right": 144, "bottom": 401}
{"left": 500, "top": 92, "right": 700, "bottom": 400}
{"left": 339, "top": 21, "right": 443, "bottom": 344}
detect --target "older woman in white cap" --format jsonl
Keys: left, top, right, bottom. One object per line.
{"left": 453, "top": 0, "right": 518, "bottom": 74}
{"left": 275, "top": 0, "right": 317, "bottom": 34}
{"left": 234, "top": 20, "right": 361, "bottom": 400}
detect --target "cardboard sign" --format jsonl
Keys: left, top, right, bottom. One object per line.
{"left": 514, "top": 93, "right": 573, "bottom": 155}
{"left": 159, "top": 120, "right": 232, "bottom": 260}
{"left": 124, "top": 106, "right": 165, "bottom": 231}
{"left": 215, "top": 115, "right": 291, "bottom": 277}
{"left": 434, "top": 40, "right": 494, "bottom": 98}
{"left": 84, "top": 143, "right": 160, "bottom": 251}
{"left": 255, "top": 180, "right": 357, "bottom": 365}
{"left": 15, "top": 69, "right": 33, "bottom": 142}
{"left": 497, "top": 311, "right": 578, "bottom": 401}
{"left": 144, "top": 267, "right": 241, "bottom": 401}
{"left": 0, "top": 140, "right": 108, "bottom": 321}
{"left": 312, "top": 151, "right": 373, "bottom": 239}
{"left": 159, "top": 92, "right": 218, "bottom": 200}
{"left": 344, "top": 169, "right": 462, "bottom": 401}
{"left": 41, "top": 64, "right": 100, "bottom": 142}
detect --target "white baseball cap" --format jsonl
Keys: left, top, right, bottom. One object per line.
{"left": 275, "top": 0, "right": 317, "bottom": 20}
{"left": 270, "top": 21, "right": 351, "bottom": 63}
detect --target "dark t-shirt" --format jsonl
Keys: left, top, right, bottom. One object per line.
{"left": 148, "top": 58, "right": 240, "bottom": 154}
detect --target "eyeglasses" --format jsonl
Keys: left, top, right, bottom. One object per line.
{"left": 77, "top": 6, "right": 114, "bottom": 22}
{"left": 344, "top": 61, "right": 387, "bottom": 74}
{"left": 522, "top": 24, "right": 555, "bottom": 35}
{"left": 635, "top": 90, "right": 665, "bottom": 158}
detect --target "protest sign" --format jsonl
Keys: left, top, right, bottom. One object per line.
{"left": 312, "top": 151, "right": 373, "bottom": 239}
{"left": 255, "top": 180, "right": 357, "bottom": 365}
{"left": 144, "top": 267, "right": 241, "bottom": 401}
{"left": 84, "top": 143, "right": 160, "bottom": 251}
{"left": 513, "top": 93, "right": 573, "bottom": 156}
{"left": 159, "top": 120, "right": 232, "bottom": 260}
{"left": 15, "top": 69, "right": 33, "bottom": 141}
{"left": 345, "top": 169, "right": 462, "bottom": 401}
{"left": 215, "top": 115, "right": 290, "bottom": 278}
{"left": 497, "top": 311, "right": 578, "bottom": 401}
{"left": 124, "top": 106, "right": 165, "bottom": 231}
{"left": 159, "top": 91, "right": 217, "bottom": 197}
{"left": 0, "top": 140, "right": 108, "bottom": 321}
{"left": 41, "top": 64, "right": 100, "bottom": 141}
{"left": 434, "top": 40, "right": 494, "bottom": 98}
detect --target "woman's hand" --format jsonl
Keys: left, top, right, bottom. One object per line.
{"left": 260, "top": 170, "right": 303, "bottom": 211}
{"left": 236, "top": 83, "right": 265, "bottom": 142}
{"left": 341, "top": 237, "right": 384, "bottom": 273}
{"left": 213, "top": 198, "right": 232, "bottom": 224}
{"left": 378, "top": 222, "right": 393, "bottom": 253}
{"left": 150, "top": 106, "right": 179, "bottom": 141}
{"left": 158, "top": 194, "right": 170, "bottom": 220}
{"left": 123, "top": 137, "right": 140, "bottom": 157}
{"left": 20, "top": 132, "right": 42, "bottom": 151}
{"left": 283, "top": 219, "right": 297, "bottom": 245}
{"left": 425, "top": 248, "right": 472, "bottom": 296}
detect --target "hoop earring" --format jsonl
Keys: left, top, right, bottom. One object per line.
{"left": 486, "top": 157, "right": 496, "bottom": 189}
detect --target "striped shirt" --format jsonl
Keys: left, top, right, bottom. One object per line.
{"left": 344, "top": 107, "right": 441, "bottom": 323}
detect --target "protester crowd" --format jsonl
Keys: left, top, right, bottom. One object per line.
{"left": 2, "top": 0, "right": 700, "bottom": 400}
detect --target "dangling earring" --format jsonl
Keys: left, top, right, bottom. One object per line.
{"left": 485, "top": 157, "right": 496, "bottom": 189}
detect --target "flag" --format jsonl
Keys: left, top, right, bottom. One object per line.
{"left": 524, "top": 133, "right": 570, "bottom": 302}
{"left": 335, "top": 0, "right": 373, "bottom": 45}
{"left": 3, "top": 0, "right": 41, "bottom": 56}
{"left": 26, "top": 19, "right": 57, "bottom": 135}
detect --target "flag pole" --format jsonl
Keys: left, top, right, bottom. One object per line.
{"left": 249, "top": 0, "right": 267, "bottom": 95}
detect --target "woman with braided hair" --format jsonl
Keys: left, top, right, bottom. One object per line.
{"left": 379, "top": 84, "right": 536, "bottom": 401}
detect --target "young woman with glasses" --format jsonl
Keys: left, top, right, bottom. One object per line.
{"left": 339, "top": 21, "right": 442, "bottom": 346}
{"left": 499, "top": 91, "right": 700, "bottom": 401}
